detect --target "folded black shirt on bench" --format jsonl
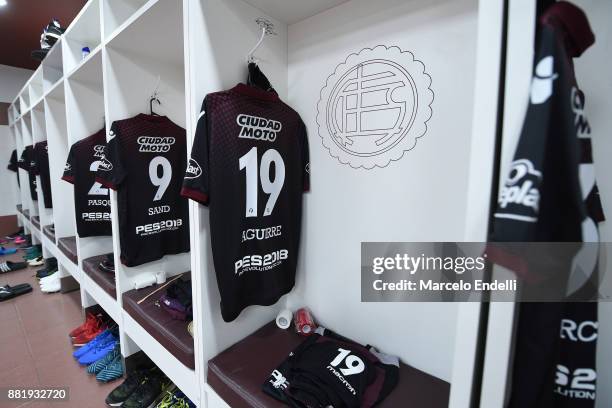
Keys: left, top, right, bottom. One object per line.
{"left": 263, "top": 327, "right": 399, "bottom": 408}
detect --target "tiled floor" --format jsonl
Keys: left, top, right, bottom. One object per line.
{"left": 0, "top": 243, "right": 117, "bottom": 408}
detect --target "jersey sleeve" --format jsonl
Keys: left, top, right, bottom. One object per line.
{"left": 299, "top": 120, "right": 310, "bottom": 192}
{"left": 96, "top": 125, "right": 126, "bottom": 190}
{"left": 31, "top": 146, "right": 40, "bottom": 176}
{"left": 17, "top": 149, "right": 28, "bottom": 171}
{"left": 61, "top": 144, "right": 76, "bottom": 184}
{"left": 7, "top": 150, "right": 18, "bottom": 172}
{"left": 181, "top": 99, "right": 210, "bottom": 205}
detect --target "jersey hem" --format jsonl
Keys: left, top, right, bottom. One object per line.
{"left": 181, "top": 187, "right": 209, "bottom": 205}
{"left": 95, "top": 177, "right": 117, "bottom": 190}
{"left": 61, "top": 175, "right": 75, "bottom": 184}
{"left": 221, "top": 283, "right": 295, "bottom": 322}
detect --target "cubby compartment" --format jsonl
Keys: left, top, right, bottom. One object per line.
{"left": 43, "top": 224, "right": 56, "bottom": 243}
{"left": 101, "top": 1, "right": 196, "bottom": 401}
{"left": 44, "top": 83, "right": 77, "bottom": 249}
{"left": 19, "top": 91, "right": 29, "bottom": 116}
{"left": 30, "top": 101, "right": 55, "bottom": 234}
{"left": 7, "top": 105, "right": 14, "bottom": 125}
{"left": 58, "top": 235, "right": 79, "bottom": 265}
{"left": 63, "top": 0, "right": 102, "bottom": 75}
{"left": 14, "top": 122, "right": 30, "bottom": 220}
{"left": 29, "top": 68, "right": 44, "bottom": 105}
{"left": 83, "top": 254, "right": 116, "bottom": 298}
{"left": 102, "top": 0, "right": 154, "bottom": 40}
{"left": 104, "top": 0, "right": 185, "bottom": 127}
{"left": 65, "top": 52, "right": 106, "bottom": 145}
{"left": 64, "top": 50, "right": 115, "bottom": 275}
{"left": 184, "top": 0, "right": 496, "bottom": 407}
{"left": 122, "top": 272, "right": 195, "bottom": 369}
{"left": 20, "top": 112, "right": 39, "bottom": 219}
{"left": 122, "top": 307, "right": 199, "bottom": 404}
{"left": 42, "top": 40, "right": 64, "bottom": 93}
{"left": 103, "top": 0, "right": 189, "bottom": 291}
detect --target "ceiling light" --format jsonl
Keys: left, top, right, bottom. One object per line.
{"left": 0, "top": 0, "right": 7, "bottom": 7}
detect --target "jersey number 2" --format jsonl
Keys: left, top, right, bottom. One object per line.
{"left": 239, "top": 147, "right": 285, "bottom": 217}
{"left": 89, "top": 161, "right": 108, "bottom": 196}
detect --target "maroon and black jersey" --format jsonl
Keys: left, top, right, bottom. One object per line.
{"left": 32, "top": 141, "right": 53, "bottom": 208}
{"left": 18, "top": 145, "right": 37, "bottom": 201}
{"left": 8, "top": 149, "right": 19, "bottom": 187}
{"left": 96, "top": 114, "right": 190, "bottom": 267}
{"left": 62, "top": 129, "right": 112, "bottom": 237}
{"left": 181, "top": 84, "right": 310, "bottom": 322}
{"left": 263, "top": 328, "right": 399, "bottom": 407}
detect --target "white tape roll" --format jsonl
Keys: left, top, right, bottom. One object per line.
{"left": 156, "top": 271, "right": 167, "bottom": 284}
{"left": 276, "top": 309, "right": 293, "bottom": 330}
{"left": 133, "top": 274, "right": 156, "bottom": 290}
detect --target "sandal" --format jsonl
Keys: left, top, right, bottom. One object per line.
{"left": 0, "top": 247, "right": 17, "bottom": 255}
{"left": 0, "top": 261, "right": 28, "bottom": 273}
{"left": 0, "top": 284, "right": 33, "bottom": 302}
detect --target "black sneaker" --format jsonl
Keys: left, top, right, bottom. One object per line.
{"left": 122, "top": 370, "right": 168, "bottom": 408}
{"left": 105, "top": 370, "right": 147, "bottom": 407}
{"left": 44, "top": 257, "right": 58, "bottom": 270}
{"left": 36, "top": 266, "right": 58, "bottom": 279}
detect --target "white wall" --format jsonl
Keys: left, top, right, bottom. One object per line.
{"left": 288, "top": 0, "right": 479, "bottom": 382}
{"left": 0, "top": 64, "right": 33, "bottom": 103}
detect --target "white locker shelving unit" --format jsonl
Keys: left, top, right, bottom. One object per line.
{"left": 4, "top": 0, "right": 506, "bottom": 407}
{"left": 6, "top": 0, "right": 611, "bottom": 407}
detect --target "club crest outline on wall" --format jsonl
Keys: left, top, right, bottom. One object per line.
{"left": 317, "top": 45, "right": 434, "bottom": 169}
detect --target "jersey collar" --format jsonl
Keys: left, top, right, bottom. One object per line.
{"left": 232, "top": 83, "right": 279, "bottom": 102}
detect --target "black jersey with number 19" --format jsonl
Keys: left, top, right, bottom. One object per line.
{"left": 182, "top": 84, "right": 310, "bottom": 322}
{"left": 96, "top": 114, "right": 190, "bottom": 267}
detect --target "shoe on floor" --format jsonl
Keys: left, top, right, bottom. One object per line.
{"left": 70, "top": 312, "right": 103, "bottom": 339}
{"left": 39, "top": 271, "right": 59, "bottom": 284}
{"left": 5, "top": 229, "right": 24, "bottom": 240}
{"left": 36, "top": 266, "right": 58, "bottom": 279}
{"left": 40, "top": 276, "right": 61, "bottom": 293}
{"left": 43, "top": 257, "right": 58, "bottom": 270}
{"left": 154, "top": 386, "right": 183, "bottom": 408}
{"left": 23, "top": 251, "right": 42, "bottom": 261}
{"left": 96, "top": 355, "right": 123, "bottom": 383}
{"left": 105, "top": 370, "right": 148, "bottom": 407}
{"left": 0, "top": 261, "right": 28, "bottom": 274}
{"left": 14, "top": 236, "right": 26, "bottom": 245}
{"left": 73, "top": 328, "right": 113, "bottom": 355}
{"left": 79, "top": 339, "right": 118, "bottom": 365}
{"left": 28, "top": 256, "right": 45, "bottom": 266}
{"left": 159, "top": 390, "right": 194, "bottom": 408}
{"left": 72, "top": 326, "right": 110, "bottom": 348}
{"left": 0, "top": 283, "right": 33, "bottom": 301}
{"left": 0, "top": 246, "right": 17, "bottom": 255}
{"left": 121, "top": 370, "right": 168, "bottom": 408}
{"left": 88, "top": 343, "right": 121, "bottom": 374}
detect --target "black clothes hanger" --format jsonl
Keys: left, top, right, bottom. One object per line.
{"left": 247, "top": 61, "right": 275, "bottom": 93}
{"left": 150, "top": 95, "right": 161, "bottom": 116}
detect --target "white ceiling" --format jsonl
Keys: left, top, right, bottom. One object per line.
{"left": 242, "top": 0, "right": 350, "bottom": 24}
